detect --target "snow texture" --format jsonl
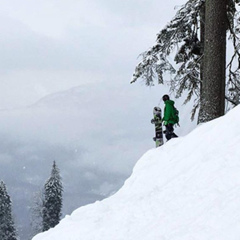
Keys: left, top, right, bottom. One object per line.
{"left": 33, "top": 106, "right": 240, "bottom": 240}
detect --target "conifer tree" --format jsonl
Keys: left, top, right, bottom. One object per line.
{"left": 131, "top": 0, "right": 240, "bottom": 122}
{"left": 0, "top": 181, "right": 18, "bottom": 240}
{"left": 42, "top": 161, "right": 63, "bottom": 231}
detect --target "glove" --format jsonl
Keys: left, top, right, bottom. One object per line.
{"left": 163, "top": 121, "right": 168, "bottom": 126}
{"left": 151, "top": 119, "right": 155, "bottom": 124}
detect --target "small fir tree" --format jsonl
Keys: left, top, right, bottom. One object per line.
{"left": 42, "top": 161, "right": 63, "bottom": 231}
{"left": 0, "top": 181, "right": 18, "bottom": 240}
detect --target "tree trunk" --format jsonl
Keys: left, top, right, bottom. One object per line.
{"left": 198, "top": 0, "right": 227, "bottom": 123}
{"left": 197, "top": 2, "right": 205, "bottom": 123}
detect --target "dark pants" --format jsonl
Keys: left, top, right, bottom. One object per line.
{"left": 164, "top": 124, "right": 178, "bottom": 141}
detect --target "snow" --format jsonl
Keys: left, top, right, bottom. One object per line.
{"left": 33, "top": 106, "right": 240, "bottom": 240}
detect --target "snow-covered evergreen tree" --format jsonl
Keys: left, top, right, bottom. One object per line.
{"left": 131, "top": 0, "right": 240, "bottom": 122}
{"left": 0, "top": 181, "right": 18, "bottom": 240}
{"left": 42, "top": 161, "right": 63, "bottom": 231}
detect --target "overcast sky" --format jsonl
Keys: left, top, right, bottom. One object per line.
{"left": 0, "top": 0, "right": 186, "bottom": 109}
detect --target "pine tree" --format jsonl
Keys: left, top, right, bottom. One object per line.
{"left": 42, "top": 161, "right": 63, "bottom": 231}
{"left": 131, "top": 0, "right": 240, "bottom": 122}
{"left": 0, "top": 181, "right": 18, "bottom": 240}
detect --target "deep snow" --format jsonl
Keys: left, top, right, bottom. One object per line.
{"left": 33, "top": 106, "right": 240, "bottom": 240}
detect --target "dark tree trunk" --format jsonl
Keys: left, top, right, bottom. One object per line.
{"left": 197, "top": 2, "right": 205, "bottom": 123}
{"left": 198, "top": 0, "right": 227, "bottom": 123}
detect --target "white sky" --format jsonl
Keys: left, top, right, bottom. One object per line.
{"left": 0, "top": 0, "right": 186, "bottom": 109}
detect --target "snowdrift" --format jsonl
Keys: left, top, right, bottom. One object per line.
{"left": 33, "top": 106, "right": 240, "bottom": 240}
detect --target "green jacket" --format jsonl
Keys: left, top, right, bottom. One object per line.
{"left": 163, "top": 100, "right": 176, "bottom": 125}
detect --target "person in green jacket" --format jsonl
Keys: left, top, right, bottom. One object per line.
{"left": 162, "top": 94, "right": 178, "bottom": 141}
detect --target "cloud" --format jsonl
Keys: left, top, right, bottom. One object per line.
{"left": 0, "top": 0, "right": 187, "bottom": 73}
{"left": 0, "top": 0, "right": 188, "bottom": 111}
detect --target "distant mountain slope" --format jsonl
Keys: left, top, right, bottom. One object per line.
{"left": 33, "top": 106, "right": 240, "bottom": 240}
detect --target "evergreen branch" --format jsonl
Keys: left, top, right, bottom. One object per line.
{"left": 131, "top": 0, "right": 204, "bottom": 85}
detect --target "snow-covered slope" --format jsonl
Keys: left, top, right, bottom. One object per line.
{"left": 33, "top": 106, "right": 240, "bottom": 240}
